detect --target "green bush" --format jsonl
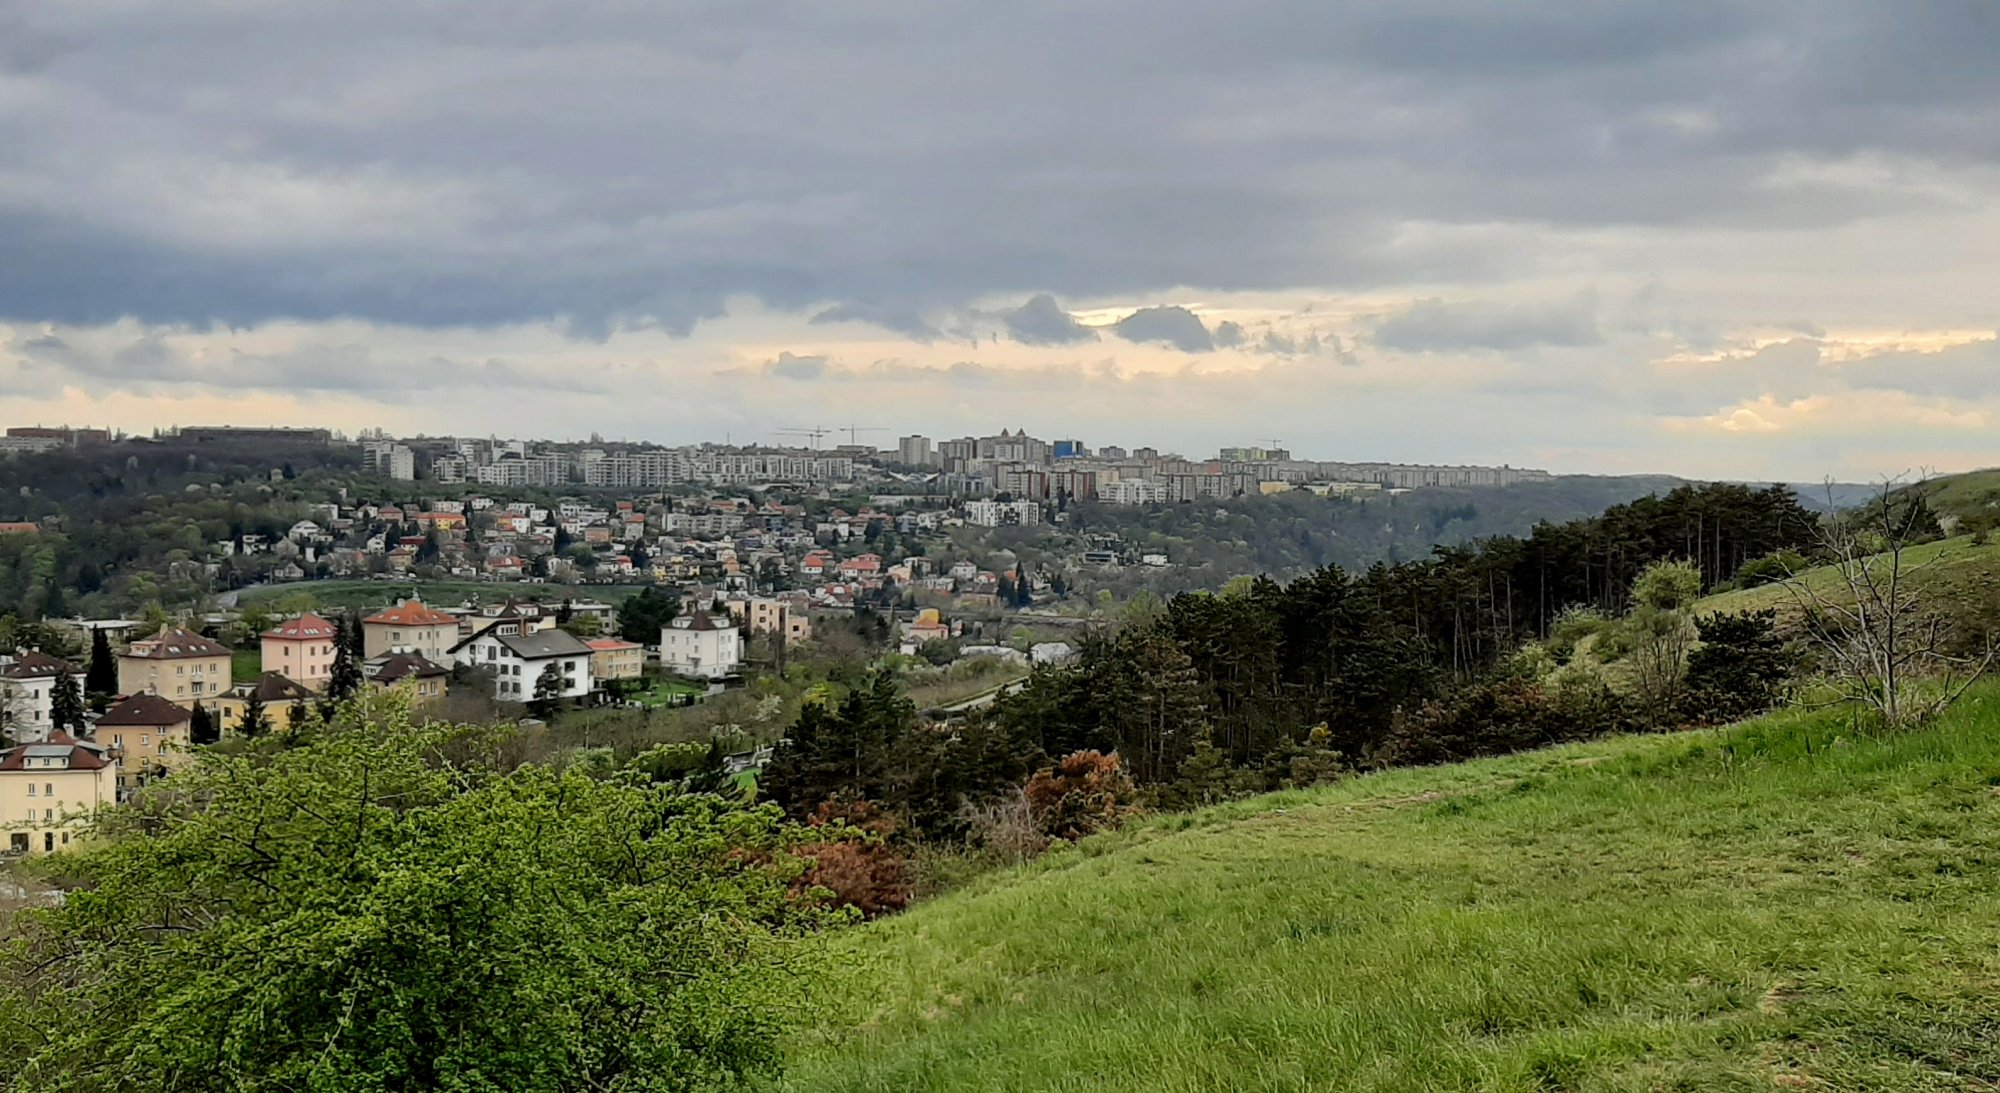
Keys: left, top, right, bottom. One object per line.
{"left": 0, "top": 699, "right": 829, "bottom": 1092}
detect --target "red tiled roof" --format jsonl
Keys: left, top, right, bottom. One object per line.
{"left": 585, "top": 638, "right": 641, "bottom": 651}
{"left": 364, "top": 601, "right": 457, "bottom": 627}
{"left": 264, "top": 612, "right": 336, "bottom": 641}
{"left": 123, "top": 627, "right": 230, "bottom": 659}
{"left": 0, "top": 732, "right": 112, "bottom": 771}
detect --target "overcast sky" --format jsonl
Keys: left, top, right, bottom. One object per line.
{"left": 4, "top": 1, "right": 1998, "bottom": 479}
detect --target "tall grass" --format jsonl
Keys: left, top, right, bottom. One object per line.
{"left": 782, "top": 685, "right": 2000, "bottom": 1091}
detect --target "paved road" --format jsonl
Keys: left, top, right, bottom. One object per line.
{"left": 937, "top": 676, "right": 1031, "bottom": 714}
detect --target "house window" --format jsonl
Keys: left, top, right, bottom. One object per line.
{"left": 44, "top": 783, "right": 52, "bottom": 797}
{"left": 26, "top": 784, "right": 35, "bottom": 798}
{"left": 43, "top": 832, "right": 54, "bottom": 853}
{"left": 43, "top": 809, "right": 53, "bottom": 823}
{"left": 114, "top": 734, "right": 123, "bottom": 746}
{"left": 141, "top": 735, "right": 150, "bottom": 747}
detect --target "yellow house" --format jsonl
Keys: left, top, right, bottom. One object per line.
{"left": 363, "top": 652, "right": 450, "bottom": 705}
{"left": 0, "top": 732, "right": 118, "bottom": 857}
{"left": 214, "top": 673, "right": 317, "bottom": 736}
{"left": 585, "top": 638, "right": 645, "bottom": 682}
{"left": 118, "top": 627, "right": 232, "bottom": 704}
{"left": 95, "top": 692, "right": 194, "bottom": 791}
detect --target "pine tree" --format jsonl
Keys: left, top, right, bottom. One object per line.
{"left": 190, "top": 702, "right": 219, "bottom": 746}
{"left": 86, "top": 629, "right": 117, "bottom": 696}
{"left": 532, "top": 663, "right": 565, "bottom": 718}
{"left": 238, "top": 691, "right": 269, "bottom": 739}
{"left": 327, "top": 615, "right": 364, "bottom": 702}
{"left": 50, "top": 669, "right": 85, "bottom": 736}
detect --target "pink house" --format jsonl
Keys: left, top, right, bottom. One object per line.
{"left": 260, "top": 612, "right": 339, "bottom": 691}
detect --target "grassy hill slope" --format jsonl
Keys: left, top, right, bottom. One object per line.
{"left": 1693, "top": 534, "right": 2000, "bottom": 623}
{"left": 785, "top": 691, "right": 2000, "bottom": 1092}
{"left": 1900, "top": 467, "right": 2000, "bottom": 523}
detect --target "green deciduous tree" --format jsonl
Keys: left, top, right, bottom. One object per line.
{"left": 0, "top": 700, "right": 828, "bottom": 1091}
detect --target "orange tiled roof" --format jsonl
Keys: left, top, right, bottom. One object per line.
{"left": 363, "top": 601, "right": 457, "bottom": 627}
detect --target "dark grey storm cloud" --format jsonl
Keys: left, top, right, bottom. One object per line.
{"left": 1113, "top": 306, "right": 1216, "bottom": 353}
{"left": 1370, "top": 293, "right": 1604, "bottom": 353}
{"left": 810, "top": 303, "right": 943, "bottom": 342}
{"left": 3, "top": 327, "right": 596, "bottom": 395}
{"left": 3, "top": 1, "right": 1998, "bottom": 335}
{"left": 999, "top": 295, "right": 1097, "bottom": 346}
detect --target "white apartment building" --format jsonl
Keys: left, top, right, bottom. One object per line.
{"left": 0, "top": 651, "right": 72, "bottom": 744}
{"left": 659, "top": 613, "right": 743, "bottom": 680}
{"left": 450, "top": 629, "right": 595, "bottom": 703}
{"left": 1101, "top": 479, "right": 1172, "bottom": 504}
{"left": 964, "top": 499, "right": 1043, "bottom": 527}
{"left": 362, "top": 440, "right": 417, "bottom": 480}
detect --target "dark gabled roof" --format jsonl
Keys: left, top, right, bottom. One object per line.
{"left": 98, "top": 692, "right": 193, "bottom": 727}
{"left": 496, "top": 630, "right": 593, "bottom": 660}
{"left": 365, "top": 652, "right": 449, "bottom": 684}
{"left": 2, "top": 650, "right": 74, "bottom": 680}
{"left": 235, "top": 672, "right": 316, "bottom": 703}
{"left": 670, "top": 612, "right": 735, "bottom": 633}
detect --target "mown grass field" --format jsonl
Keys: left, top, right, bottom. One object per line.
{"left": 784, "top": 687, "right": 2000, "bottom": 1092}
{"left": 239, "top": 578, "right": 658, "bottom": 612}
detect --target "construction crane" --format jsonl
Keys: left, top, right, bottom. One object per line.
{"left": 774, "top": 426, "right": 830, "bottom": 450}
{"left": 838, "top": 424, "right": 888, "bottom": 446}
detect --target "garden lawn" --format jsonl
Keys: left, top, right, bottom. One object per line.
{"left": 785, "top": 686, "right": 2000, "bottom": 1092}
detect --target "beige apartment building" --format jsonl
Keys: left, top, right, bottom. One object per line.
{"left": 118, "top": 627, "right": 232, "bottom": 703}
{"left": 585, "top": 638, "right": 645, "bottom": 682}
{"left": 0, "top": 732, "right": 117, "bottom": 856}
{"left": 362, "top": 600, "right": 460, "bottom": 662}
{"left": 730, "top": 596, "right": 813, "bottom": 645}
{"left": 95, "top": 692, "right": 194, "bottom": 791}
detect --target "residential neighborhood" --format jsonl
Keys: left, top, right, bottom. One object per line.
{"left": 0, "top": 422, "right": 1559, "bottom": 860}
